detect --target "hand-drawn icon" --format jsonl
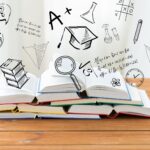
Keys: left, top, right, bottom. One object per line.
{"left": 102, "top": 24, "right": 112, "bottom": 44}
{"left": 0, "top": 32, "right": 4, "bottom": 48}
{"left": 55, "top": 56, "right": 82, "bottom": 91}
{"left": 111, "top": 78, "right": 121, "bottom": 87}
{"left": 112, "top": 27, "right": 120, "bottom": 41}
{"left": 65, "top": 8, "right": 72, "bottom": 15}
{"left": 23, "top": 42, "right": 49, "bottom": 70}
{"left": 0, "top": 3, "right": 11, "bottom": 25}
{"left": 115, "top": 0, "right": 134, "bottom": 21}
{"left": 49, "top": 11, "right": 63, "bottom": 30}
{"left": 125, "top": 68, "right": 144, "bottom": 87}
{"left": 57, "top": 26, "right": 98, "bottom": 50}
{"left": 133, "top": 19, "right": 143, "bottom": 44}
{"left": 79, "top": 61, "right": 98, "bottom": 78}
{"left": 80, "top": 2, "right": 97, "bottom": 24}
{"left": 144, "top": 44, "right": 150, "bottom": 63}
{"left": 0, "top": 59, "right": 30, "bottom": 89}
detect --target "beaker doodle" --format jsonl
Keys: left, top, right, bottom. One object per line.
{"left": 80, "top": 2, "right": 97, "bottom": 24}
{"left": 112, "top": 27, "right": 120, "bottom": 41}
{"left": 102, "top": 24, "right": 112, "bottom": 44}
{"left": 0, "top": 3, "right": 11, "bottom": 25}
{"left": 0, "top": 32, "right": 4, "bottom": 48}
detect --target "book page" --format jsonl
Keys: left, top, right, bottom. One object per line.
{"left": 0, "top": 0, "right": 46, "bottom": 76}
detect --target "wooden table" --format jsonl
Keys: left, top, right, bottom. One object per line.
{"left": 0, "top": 79, "right": 150, "bottom": 150}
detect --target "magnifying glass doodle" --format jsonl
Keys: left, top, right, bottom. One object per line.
{"left": 55, "top": 56, "right": 82, "bottom": 91}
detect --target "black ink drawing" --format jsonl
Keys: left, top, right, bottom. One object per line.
{"left": 144, "top": 44, "right": 150, "bottom": 63}
{"left": 55, "top": 56, "right": 81, "bottom": 91}
{"left": 79, "top": 61, "right": 98, "bottom": 78}
{"left": 65, "top": 8, "right": 72, "bottom": 15}
{"left": 0, "top": 59, "right": 29, "bottom": 89}
{"left": 0, "top": 32, "right": 4, "bottom": 48}
{"left": 111, "top": 78, "right": 121, "bottom": 87}
{"left": 57, "top": 26, "right": 98, "bottom": 50}
{"left": 112, "top": 27, "right": 120, "bottom": 41}
{"left": 115, "top": 0, "right": 134, "bottom": 21}
{"left": 80, "top": 2, "right": 97, "bottom": 24}
{"left": 0, "top": 3, "right": 11, "bottom": 25}
{"left": 126, "top": 68, "right": 144, "bottom": 87}
{"left": 133, "top": 19, "right": 143, "bottom": 44}
{"left": 49, "top": 11, "right": 63, "bottom": 30}
{"left": 23, "top": 42, "right": 49, "bottom": 69}
{"left": 102, "top": 24, "right": 112, "bottom": 44}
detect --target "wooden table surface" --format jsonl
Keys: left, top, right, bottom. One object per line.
{"left": 0, "top": 79, "right": 150, "bottom": 150}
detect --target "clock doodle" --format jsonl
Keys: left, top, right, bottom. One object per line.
{"left": 125, "top": 68, "right": 144, "bottom": 87}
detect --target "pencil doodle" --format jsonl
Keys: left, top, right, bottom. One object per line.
{"left": 55, "top": 56, "right": 82, "bottom": 91}
{"left": 80, "top": 2, "right": 97, "bottom": 24}
{"left": 0, "top": 3, "right": 11, "bottom": 25}
{"left": 111, "top": 78, "right": 121, "bottom": 87}
{"left": 133, "top": 19, "right": 143, "bottom": 44}
{"left": 115, "top": 0, "right": 134, "bottom": 21}
{"left": 49, "top": 11, "right": 63, "bottom": 30}
{"left": 144, "top": 44, "right": 150, "bottom": 63}
{"left": 23, "top": 42, "right": 49, "bottom": 69}
{"left": 0, "top": 59, "right": 30, "bottom": 89}
{"left": 0, "top": 32, "right": 4, "bottom": 48}
{"left": 102, "top": 24, "right": 112, "bottom": 44}
{"left": 57, "top": 26, "right": 98, "bottom": 50}
{"left": 112, "top": 27, "right": 120, "bottom": 41}
{"left": 65, "top": 8, "right": 72, "bottom": 15}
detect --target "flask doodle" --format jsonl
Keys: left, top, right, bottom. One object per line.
{"left": 0, "top": 3, "right": 11, "bottom": 25}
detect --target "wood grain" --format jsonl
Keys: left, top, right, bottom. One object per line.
{"left": 0, "top": 79, "right": 150, "bottom": 149}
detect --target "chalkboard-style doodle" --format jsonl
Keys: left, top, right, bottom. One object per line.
{"left": 0, "top": 3, "right": 11, "bottom": 25}
{"left": 49, "top": 11, "right": 63, "bottom": 30}
{"left": 0, "top": 59, "right": 30, "bottom": 89}
{"left": 112, "top": 27, "right": 120, "bottom": 41}
{"left": 126, "top": 68, "right": 144, "bottom": 87}
{"left": 133, "top": 19, "right": 143, "bottom": 44}
{"left": 102, "top": 24, "right": 112, "bottom": 44}
{"left": 115, "top": 0, "right": 134, "bottom": 21}
{"left": 0, "top": 32, "right": 4, "bottom": 48}
{"left": 80, "top": 2, "right": 97, "bottom": 24}
{"left": 23, "top": 42, "right": 49, "bottom": 70}
{"left": 111, "top": 78, "right": 121, "bottom": 87}
{"left": 55, "top": 56, "right": 82, "bottom": 91}
{"left": 65, "top": 8, "right": 72, "bottom": 15}
{"left": 57, "top": 26, "right": 98, "bottom": 50}
{"left": 144, "top": 44, "right": 150, "bottom": 63}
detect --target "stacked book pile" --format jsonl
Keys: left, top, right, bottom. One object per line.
{"left": 0, "top": 59, "right": 149, "bottom": 119}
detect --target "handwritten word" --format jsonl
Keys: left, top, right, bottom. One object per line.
{"left": 94, "top": 48, "right": 139, "bottom": 73}
{"left": 15, "top": 18, "right": 41, "bottom": 38}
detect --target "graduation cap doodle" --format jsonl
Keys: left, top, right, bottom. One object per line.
{"left": 58, "top": 26, "right": 98, "bottom": 50}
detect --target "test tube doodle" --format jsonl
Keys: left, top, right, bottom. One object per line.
{"left": 133, "top": 19, "right": 143, "bottom": 44}
{"left": 112, "top": 27, "right": 120, "bottom": 41}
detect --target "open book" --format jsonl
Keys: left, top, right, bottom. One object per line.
{"left": 0, "top": 58, "right": 143, "bottom": 106}
{"left": 68, "top": 90, "right": 150, "bottom": 118}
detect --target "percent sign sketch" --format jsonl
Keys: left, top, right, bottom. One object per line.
{"left": 23, "top": 42, "right": 49, "bottom": 70}
{"left": 115, "top": 0, "right": 134, "bottom": 21}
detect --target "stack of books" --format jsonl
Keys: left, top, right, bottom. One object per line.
{"left": 0, "top": 59, "right": 149, "bottom": 119}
